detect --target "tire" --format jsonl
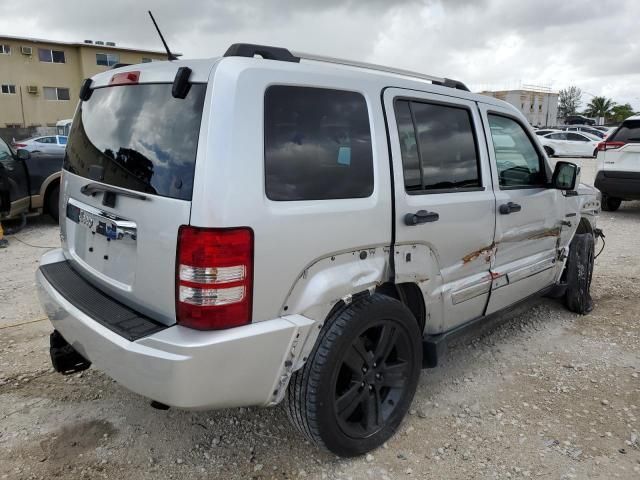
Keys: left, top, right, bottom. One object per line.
{"left": 564, "top": 233, "right": 595, "bottom": 314}
{"left": 285, "top": 294, "right": 422, "bottom": 457}
{"left": 544, "top": 146, "right": 554, "bottom": 157}
{"left": 46, "top": 184, "right": 60, "bottom": 222}
{"left": 601, "top": 194, "right": 621, "bottom": 212}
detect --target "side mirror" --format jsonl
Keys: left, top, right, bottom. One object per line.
{"left": 16, "top": 149, "right": 31, "bottom": 161}
{"left": 552, "top": 161, "right": 578, "bottom": 190}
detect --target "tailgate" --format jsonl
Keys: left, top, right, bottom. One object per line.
{"left": 60, "top": 79, "right": 208, "bottom": 326}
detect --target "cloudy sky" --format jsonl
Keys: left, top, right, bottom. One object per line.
{"left": 2, "top": 0, "right": 639, "bottom": 110}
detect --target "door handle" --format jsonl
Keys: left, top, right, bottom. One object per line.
{"left": 499, "top": 202, "right": 522, "bottom": 215}
{"left": 404, "top": 210, "right": 439, "bottom": 225}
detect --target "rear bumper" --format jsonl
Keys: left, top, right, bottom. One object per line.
{"left": 36, "top": 249, "right": 315, "bottom": 409}
{"left": 594, "top": 170, "right": 640, "bottom": 200}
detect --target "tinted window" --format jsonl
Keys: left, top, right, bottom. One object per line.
{"left": 264, "top": 86, "right": 373, "bottom": 201}
{"left": 547, "top": 132, "right": 567, "bottom": 140}
{"left": 488, "top": 115, "right": 546, "bottom": 188}
{"left": 395, "top": 100, "right": 480, "bottom": 192}
{"left": 567, "top": 133, "right": 588, "bottom": 142}
{"left": 395, "top": 101, "right": 421, "bottom": 190}
{"left": 611, "top": 120, "right": 640, "bottom": 143}
{"left": 58, "top": 136, "right": 67, "bottom": 145}
{"left": 64, "top": 83, "right": 206, "bottom": 200}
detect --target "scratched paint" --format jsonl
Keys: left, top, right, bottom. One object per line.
{"left": 462, "top": 243, "right": 496, "bottom": 264}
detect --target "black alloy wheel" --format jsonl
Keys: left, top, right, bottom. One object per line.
{"left": 333, "top": 320, "right": 413, "bottom": 439}
{"left": 285, "top": 294, "right": 422, "bottom": 457}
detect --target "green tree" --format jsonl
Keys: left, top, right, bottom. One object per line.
{"left": 610, "top": 103, "right": 635, "bottom": 123}
{"left": 585, "top": 96, "right": 616, "bottom": 119}
{"left": 558, "top": 86, "right": 582, "bottom": 118}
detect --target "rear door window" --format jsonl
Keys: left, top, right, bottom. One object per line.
{"left": 264, "top": 86, "right": 374, "bottom": 201}
{"left": 611, "top": 120, "right": 640, "bottom": 143}
{"left": 64, "top": 83, "right": 206, "bottom": 200}
{"left": 394, "top": 99, "right": 481, "bottom": 193}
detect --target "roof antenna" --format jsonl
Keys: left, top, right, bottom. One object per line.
{"left": 148, "top": 10, "right": 178, "bottom": 61}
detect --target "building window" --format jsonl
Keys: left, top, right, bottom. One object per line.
{"left": 0, "top": 44, "right": 10, "bottom": 55}
{"left": 538, "top": 104, "right": 543, "bottom": 112}
{"left": 141, "top": 57, "right": 152, "bottom": 63}
{"left": 43, "top": 87, "right": 70, "bottom": 101}
{"left": 96, "top": 53, "right": 120, "bottom": 66}
{"left": 1, "top": 84, "right": 16, "bottom": 94}
{"left": 39, "top": 48, "right": 65, "bottom": 63}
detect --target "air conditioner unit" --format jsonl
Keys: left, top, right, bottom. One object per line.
{"left": 21, "top": 46, "right": 32, "bottom": 56}
{"left": 106, "top": 41, "right": 116, "bottom": 46}
{"left": 27, "top": 85, "right": 38, "bottom": 94}
{"left": 95, "top": 41, "right": 105, "bottom": 45}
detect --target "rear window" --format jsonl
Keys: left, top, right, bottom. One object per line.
{"left": 611, "top": 120, "right": 640, "bottom": 143}
{"left": 64, "top": 83, "right": 206, "bottom": 200}
{"left": 264, "top": 86, "right": 374, "bottom": 201}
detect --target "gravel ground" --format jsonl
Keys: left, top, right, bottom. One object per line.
{"left": 1, "top": 158, "right": 638, "bottom": 479}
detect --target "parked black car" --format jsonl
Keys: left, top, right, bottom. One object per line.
{"left": 565, "top": 115, "right": 596, "bottom": 126}
{"left": 0, "top": 136, "right": 62, "bottom": 222}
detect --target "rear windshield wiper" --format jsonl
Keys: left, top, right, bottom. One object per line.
{"left": 80, "top": 182, "right": 148, "bottom": 201}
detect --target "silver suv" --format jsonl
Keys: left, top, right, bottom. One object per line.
{"left": 37, "top": 44, "right": 601, "bottom": 457}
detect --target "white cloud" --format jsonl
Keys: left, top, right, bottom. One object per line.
{"left": 0, "top": 0, "right": 638, "bottom": 110}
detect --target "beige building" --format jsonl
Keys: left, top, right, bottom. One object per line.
{"left": 479, "top": 87, "right": 559, "bottom": 127}
{"left": 0, "top": 35, "right": 169, "bottom": 128}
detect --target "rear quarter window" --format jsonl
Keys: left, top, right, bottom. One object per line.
{"left": 611, "top": 120, "right": 640, "bottom": 143}
{"left": 264, "top": 86, "right": 374, "bottom": 201}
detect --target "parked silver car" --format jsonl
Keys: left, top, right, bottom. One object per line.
{"left": 36, "top": 44, "right": 601, "bottom": 457}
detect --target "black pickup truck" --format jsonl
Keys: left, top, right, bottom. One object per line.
{"left": 0, "top": 136, "right": 62, "bottom": 222}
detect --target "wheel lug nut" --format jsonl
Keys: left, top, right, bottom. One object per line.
{"left": 361, "top": 381, "right": 365, "bottom": 387}
{"left": 373, "top": 362, "right": 377, "bottom": 368}
{"left": 362, "top": 367, "right": 368, "bottom": 373}
{"left": 368, "top": 385, "right": 373, "bottom": 391}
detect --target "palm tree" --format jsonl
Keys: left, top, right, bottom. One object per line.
{"left": 585, "top": 96, "right": 616, "bottom": 118}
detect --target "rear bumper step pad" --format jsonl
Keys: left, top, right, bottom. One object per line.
{"left": 39, "top": 261, "right": 167, "bottom": 341}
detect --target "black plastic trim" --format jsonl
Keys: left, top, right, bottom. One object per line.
{"left": 224, "top": 43, "right": 300, "bottom": 63}
{"left": 594, "top": 170, "right": 640, "bottom": 199}
{"left": 172, "top": 66, "right": 192, "bottom": 99}
{"left": 422, "top": 285, "right": 553, "bottom": 368}
{"left": 79, "top": 78, "right": 93, "bottom": 101}
{"left": 40, "top": 261, "right": 168, "bottom": 341}
{"left": 432, "top": 77, "right": 470, "bottom": 91}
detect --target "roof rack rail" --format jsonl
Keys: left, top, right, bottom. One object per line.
{"left": 293, "top": 51, "right": 470, "bottom": 91}
{"left": 222, "top": 43, "right": 470, "bottom": 91}
{"left": 224, "top": 43, "right": 300, "bottom": 63}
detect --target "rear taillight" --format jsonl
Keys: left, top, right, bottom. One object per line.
{"left": 176, "top": 226, "right": 254, "bottom": 330}
{"left": 13, "top": 143, "right": 26, "bottom": 148}
{"left": 597, "top": 141, "right": 626, "bottom": 151}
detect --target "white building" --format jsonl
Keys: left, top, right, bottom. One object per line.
{"left": 479, "top": 87, "right": 559, "bottom": 127}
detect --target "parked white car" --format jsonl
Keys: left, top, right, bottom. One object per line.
{"left": 12, "top": 135, "right": 68, "bottom": 154}
{"left": 595, "top": 115, "right": 640, "bottom": 211}
{"left": 539, "top": 131, "right": 600, "bottom": 157}
{"left": 534, "top": 128, "right": 561, "bottom": 136}
{"left": 36, "top": 44, "right": 601, "bottom": 457}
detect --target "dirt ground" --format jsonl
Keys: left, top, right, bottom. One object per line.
{"left": 1, "top": 158, "right": 638, "bottom": 479}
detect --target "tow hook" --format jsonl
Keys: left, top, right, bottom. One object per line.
{"left": 50, "top": 330, "right": 91, "bottom": 375}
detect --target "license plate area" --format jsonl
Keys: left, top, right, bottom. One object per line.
{"left": 65, "top": 198, "right": 137, "bottom": 289}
